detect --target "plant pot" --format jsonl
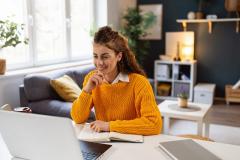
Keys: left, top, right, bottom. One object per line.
{"left": 178, "top": 98, "right": 188, "bottom": 108}
{"left": 0, "top": 58, "right": 6, "bottom": 75}
{"left": 195, "top": 11, "right": 204, "bottom": 19}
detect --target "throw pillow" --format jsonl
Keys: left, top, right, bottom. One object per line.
{"left": 50, "top": 75, "right": 81, "bottom": 102}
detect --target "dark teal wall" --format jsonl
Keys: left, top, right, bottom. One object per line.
{"left": 138, "top": 0, "right": 240, "bottom": 97}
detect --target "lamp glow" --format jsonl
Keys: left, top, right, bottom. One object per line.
{"left": 180, "top": 43, "right": 194, "bottom": 61}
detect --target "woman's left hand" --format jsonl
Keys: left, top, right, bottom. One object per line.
{"left": 90, "top": 120, "right": 110, "bottom": 132}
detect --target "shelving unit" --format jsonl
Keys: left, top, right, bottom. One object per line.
{"left": 176, "top": 18, "right": 240, "bottom": 33}
{"left": 154, "top": 60, "right": 197, "bottom": 101}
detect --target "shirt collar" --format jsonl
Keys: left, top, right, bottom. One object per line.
{"left": 111, "top": 72, "right": 129, "bottom": 84}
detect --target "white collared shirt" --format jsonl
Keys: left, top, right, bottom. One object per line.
{"left": 111, "top": 72, "right": 129, "bottom": 84}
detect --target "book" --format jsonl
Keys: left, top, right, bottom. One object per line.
{"left": 158, "top": 139, "right": 221, "bottom": 160}
{"left": 77, "top": 123, "right": 143, "bottom": 143}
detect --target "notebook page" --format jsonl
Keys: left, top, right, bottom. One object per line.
{"left": 77, "top": 124, "right": 110, "bottom": 142}
{"left": 109, "top": 132, "right": 144, "bottom": 143}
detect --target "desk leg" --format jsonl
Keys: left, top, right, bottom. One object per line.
{"left": 197, "top": 120, "right": 203, "bottom": 136}
{"left": 204, "top": 122, "right": 210, "bottom": 138}
{"left": 164, "top": 116, "right": 170, "bottom": 134}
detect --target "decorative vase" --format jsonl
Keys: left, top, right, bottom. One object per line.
{"left": 195, "top": 11, "right": 204, "bottom": 19}
{"left": 178, "top": 98, "right": 188, "bottom": 108}
{"left": 0, "top": 58, "right": 6, "bottom": 75}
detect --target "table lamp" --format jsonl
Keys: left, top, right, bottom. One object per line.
{"left": 180, "top": 43, "right": 194, "bottom": 61}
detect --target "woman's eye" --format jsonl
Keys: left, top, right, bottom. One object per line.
{"left": 102, "top": 56, "right": 108, "bottom": 59}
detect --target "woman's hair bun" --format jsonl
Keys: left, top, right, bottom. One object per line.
{"left": 94, "top": 26, "right": 118, "bottom": 43}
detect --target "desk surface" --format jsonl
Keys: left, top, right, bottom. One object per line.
{"left": 1, "top": 123, "right": 240, "bottom": 160}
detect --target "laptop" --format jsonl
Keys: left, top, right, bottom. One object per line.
{"left": 0, "top": 110, "right": 112, "bottom": 160}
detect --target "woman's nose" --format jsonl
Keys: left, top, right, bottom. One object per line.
{"left": 95, "top": 59, "right": 103, "bottom": 66}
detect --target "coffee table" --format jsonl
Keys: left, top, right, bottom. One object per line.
{"left": 158, "top": 100, "right": 212, "bottom": 137}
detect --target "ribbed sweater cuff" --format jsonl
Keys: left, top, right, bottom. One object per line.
{"left": 80, "top": 90, "right": 92, "bottom": 98}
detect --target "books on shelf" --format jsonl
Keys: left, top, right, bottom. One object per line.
{"left": 77, "top": 123, "right": 144, "bottom": 143}
{"left": 158, "top": 139, "right": 221, "bottom": 160}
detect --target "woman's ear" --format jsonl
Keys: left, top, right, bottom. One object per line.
{"left": 117, "top": 52, "right": 123, "bottom": 61}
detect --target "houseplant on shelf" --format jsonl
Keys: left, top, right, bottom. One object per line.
{"left": 177, "top": 92, "right": 189, "bottom": 108}
{"left": 120, "top": 8, "right": 156, "bottom": 66}
{"left": 0, "top": 18, "right": 28, "bottom": 75}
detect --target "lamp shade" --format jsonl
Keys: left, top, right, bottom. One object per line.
{"left": 180, "top": 43, "right": 194, "bottom": 61}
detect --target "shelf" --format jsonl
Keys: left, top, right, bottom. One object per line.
{"left": 176, "top": 18, "right": 240, "bottom": 33}
{"left": 154, "top": 60, "right": 197, "bottom": 102}
{"left": 173, "top": 80, "right": 191, "bottom": 83}
{"left": 156, "top": 78, "right": 172, "bottom": 82}
{"left": 155, "top": 60, "right": 197, "bottom": 65}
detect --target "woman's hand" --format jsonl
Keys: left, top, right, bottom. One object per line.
{"left": 83, "top": 71, "right": 104, "bottom": 93}
{"left": 90, "top": 120, "right": 110, "bottom": 132}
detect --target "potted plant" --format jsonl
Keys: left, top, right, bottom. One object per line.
{"left": 177, "top": 92, "right": 189, "bottom": 108}
{"left": 120, "top": 8, "right": 156, "bottom": 66}
{"left": 0, "top": 18, "right": 28, "bottom": 74}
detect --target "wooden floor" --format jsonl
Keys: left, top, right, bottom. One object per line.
{"left": 207, "top": 100, "right": 240, "bottom": 127}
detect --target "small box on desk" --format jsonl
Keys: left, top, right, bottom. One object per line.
{"left": 225, "top": 85, "right": 240, "bottom": 105}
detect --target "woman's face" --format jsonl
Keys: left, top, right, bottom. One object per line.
{"left": 93, "top": 43, "right": 122, "bottom": 75}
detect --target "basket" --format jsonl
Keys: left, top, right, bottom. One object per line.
{"left": 225, "top": 85, "right": 240, "bottom": 104}
{"left": 157, "top": 83, "right": 171, "bottom": 96}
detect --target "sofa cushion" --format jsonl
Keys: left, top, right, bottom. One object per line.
{"left": 50, "top": 75, "right": 81, "bottom": 102}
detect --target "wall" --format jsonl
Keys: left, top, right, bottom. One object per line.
{"left": 138, "top": 0, "right": 240, "bottom": 97}
{"left": 107, "top": 0, "right": 136, "bottom": 29}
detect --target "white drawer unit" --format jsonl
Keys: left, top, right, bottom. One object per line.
{"left": 194, "top": 83, "right": 216, "bottom": 105}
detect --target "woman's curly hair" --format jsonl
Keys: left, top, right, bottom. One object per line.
{"left": 94, "top": 26, "right": 146, "bottom": 76}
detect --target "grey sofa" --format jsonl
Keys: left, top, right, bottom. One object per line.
{"left": 19, "top": 64, "right": 95, "bottom": 120}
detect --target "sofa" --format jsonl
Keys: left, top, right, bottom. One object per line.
{"left": 19, "top": 64, "right": 95, "bottom": 121}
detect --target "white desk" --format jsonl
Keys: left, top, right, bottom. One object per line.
{"left": 158, "top": 100, "right": 211, "bottom": 137}
{"left": 1, "top": 123, "right": 240, "bottom": 160}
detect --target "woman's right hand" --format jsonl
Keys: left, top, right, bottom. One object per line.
{"left": 83, "top": 72, "right": 104, "bottom": 93}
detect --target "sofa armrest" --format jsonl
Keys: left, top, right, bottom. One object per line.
{"left": 19, "top": 84, "right": 29, "bottom": 107}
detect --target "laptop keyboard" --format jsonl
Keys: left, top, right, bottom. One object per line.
{"left": 81, "top": 150, "right": 100, "bottom": 160}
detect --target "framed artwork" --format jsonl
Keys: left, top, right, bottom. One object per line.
{"left": 139, "top": 4, "right": 163, "bottom": 40}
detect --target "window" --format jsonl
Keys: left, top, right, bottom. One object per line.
{"left": 0, "top": 0, "right": 30, "bottom": 69}
{"left": 0, "top": 0, "right": 96, "bottom": 71}
{"left": 70, "top": 0, "right": 94, "bottom": 60}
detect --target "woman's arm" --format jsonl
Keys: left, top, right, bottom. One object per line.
{"left": 71, "top": 72, "right": 95, "bottom": 123}
{"left": 110, "top": 79, "right": 162, "bottom": 135}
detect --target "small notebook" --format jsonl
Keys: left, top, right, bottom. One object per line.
{"left": 158, "top": 139, "right": 221, "bottom": 160}
{"left": 77, "top": 124, "right": 143, "bottom": 143}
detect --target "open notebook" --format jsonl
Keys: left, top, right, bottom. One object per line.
{"left": 158, "top": 139, "right": 221, "bottom": 160}
{"left": 77, "top": 123, "right": 143, "bottom": 143}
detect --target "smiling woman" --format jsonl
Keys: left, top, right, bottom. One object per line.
{"left": 71, "top": 26, "right": 162, "bottom": 135}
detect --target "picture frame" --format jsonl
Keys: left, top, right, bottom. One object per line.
{"left": 139, "top": 4, "right": 163, "bottom": 40}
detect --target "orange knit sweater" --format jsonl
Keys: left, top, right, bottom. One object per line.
{"left": 71, "top": 71, "right": 162, "bottom": 135}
